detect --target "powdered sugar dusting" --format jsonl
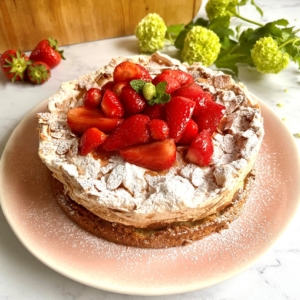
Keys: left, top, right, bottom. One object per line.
{"left": 36, "top": 52, "right": 264, "bottom": 229}
{"left": 18, "top": 140, "right": 289, "bottom": 278}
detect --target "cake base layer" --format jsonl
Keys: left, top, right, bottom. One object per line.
{"left": 51, "top": 172, "right": 255, "bottom": 248}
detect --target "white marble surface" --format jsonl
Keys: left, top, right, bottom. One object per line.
{"left": 1, "top": 0, "right": 300, "bottom": 299}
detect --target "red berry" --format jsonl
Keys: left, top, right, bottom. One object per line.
{"left": 67, "top": 106, "right": 123, "bottom": 134}
{"left": 148, "top": 119, "right": 169, "bottom": 141}
{"left": 29, "top": 37, "right": 65, "bottom": 69}
{"left": 186, "top": 130, "right": 214, "bottom": 166}
{"left": 172, "top": 83, "right": 208, "bottom": 116}
{"left": 83, "top": 88, "right": 102, "bottom": 108}
{"left": 152, "top": 73, "right": 181, "bottom": 94}
{"left": 101, "top": 90, "right": 124, "bottom": 118}
{"left": 80, "top": 128, "right": 107, "bottom": 156}
{"left": 120, "top": 85, "right": 147, "bottom": 115}
{"left": 112, "top": 81, "right": 128, "bottom": 97}
{"left": 178, "top": 119, "right": 198, "bottom": 146}
{"left": 101, "top": 81, "right": 114, "bottom": 93}
{"left": 102, "top": 114, "right": 150, "bottom": 151}
{"left": 1, "top": 50, "right": 29, "bottom": 82}
{"left": 142, "top": 103, "right": 166, "bottom": 120}
{"left": 27, "top": 61, "right": 51, "bottom": 84}
{"left": 193, "top": 98, "right": 225, "bottom": 134}
{"left": 113, "top": 61, "right": 145, "bottom": 83}
{"left": 165, "top": 96, "right": 195, "bottom": 142}
{"left": 136, "top": 64, "right": 152, "bottom": 82}
{"left": 120, "top": 138, "right": 176, "bottom": 171}
{"left": 162, "top": 69, "right": 194, "bottom": 86}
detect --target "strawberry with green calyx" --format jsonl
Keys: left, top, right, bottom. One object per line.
{"left": 27, "top": 61, "right": 51, "bottom": 84}
{"left": 29, "top": 37, "right": 65, "bottom": 69}
{"left": 130, "top": 79, "right": 171, "bottom": 105}
{"left": 0, "top": 50, "right": 30, "bottom": 82}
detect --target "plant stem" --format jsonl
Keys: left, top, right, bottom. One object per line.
{"left": 232, "top": 12, "right": 263, "bottom": 27}
{"left": 279, "top": 37, "right": 300, "bottom": 49}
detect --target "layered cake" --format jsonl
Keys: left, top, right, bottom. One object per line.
{"left": 37, "top": 52, "right": 264, "bottom": 248}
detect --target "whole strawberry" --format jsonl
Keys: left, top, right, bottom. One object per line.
{"left": 0, "top": 50, "right": 30, "bottom": 82}
{"left": 29, "top": 37, "right": 65, "bottom": 68}
{"left": 27, "top": 61, "right": 51, "bottom": 84}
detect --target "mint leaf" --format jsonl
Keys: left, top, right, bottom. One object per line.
{"left": 155, "top": 81, "right": 167, "bottom": 96}
{"left": 130, "top": 79, "right": 145, "bottom": 93}
{"left": 147, "top": 81, "right": 171, "bottom": 105}
{"left": 148, "top": 93, "right": 171, "bottom": 106}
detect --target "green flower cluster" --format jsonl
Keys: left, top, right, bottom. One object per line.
{"left": 135, "top": 13, "right": 167, "bottom": 53}
{"left": 251, "top": 37, "right": 289, "bottom": 74}
{"left": 205, "top": 0, "right": 238, "bottom": 21}
{"left": 181, "top": 26, "right": 221, "bottom": 66}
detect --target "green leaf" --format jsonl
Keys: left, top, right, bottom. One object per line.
{"left": 174, "top": 28, "right": 190, "bottom": 49}
{"left": 148, "top": 93, "right": 171, "bottom": 106}
{"left": 147, "top": 81, "right": 171, "bottom": 105}
{"left": 155, "top": 81, "right": 168, "bottom": 96}
{"left": 130, "top": 79, "right": 145, "bottom": 93}
{"left": 166, "top": 24, "right": 185, "bottom": 42}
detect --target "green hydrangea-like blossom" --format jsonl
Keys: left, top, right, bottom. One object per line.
{"left": 251, "top": 37, "right": 290, "bottom": 74}
{"left": 181, "top": 26, "right": 221, "bottom": 66}
{"left": 205, "top": 0, "right": 238, "bottom": 21}
{"left": 135, "top": 13, "right": 167, "bottom": 53}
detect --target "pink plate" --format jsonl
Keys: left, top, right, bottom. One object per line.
{"left": 1, "top": 96, "right": 300, "bottom": 296}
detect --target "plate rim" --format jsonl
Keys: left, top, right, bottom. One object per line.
{"left": 1, "top": 94, "right": 300, "bottom": 296}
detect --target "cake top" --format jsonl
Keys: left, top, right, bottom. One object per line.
{"left": 37, "top": 52, "right": 264, "bottom": 227}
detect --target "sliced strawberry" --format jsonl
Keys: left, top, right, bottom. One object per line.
{"left": 178, "top": 119, "right": 198, "bottom": 146}
{"left": 142, "top": 103, "right": 166, "bottom": 120}
{"left": 162, "top": 69, "right": 194, "bottom": 86}
{"left": 83, "top": 88, "right": 102, "bottom": 108}
{"left": 80, "top": 128, "right": 107, "bottom": 156}
{"left": 186, "top": 130, "right": 214, "bottom": 166}
{"left": 102, "top": 114, "right": 150, "bottom": 151}
{"left": 112, "top": 81, "right": 128, "bottom": 97}
{"left": 101, "top": 81, "right": 114, "bottom": 93}
{"left": 67, "top": 106, "right": 123, "bottom": 134}
{"left": 101, "top": 89, "right": 124, "bottom": 118}
{"left": 193, "top": 99, "right": 226, "bottom": 134}
{"left": 120, "top": 85, "right": 147, "bottom": 115}
{"left": 120, "top": 138, "right": 176, "bottom": 171}
{"left": 165, "top": 96, "right": 195, "bottom": 142}
{"left": 113, "top": 61, "right": 144, "bottom": 83}
{"left": 152, "top": 73, "right": 181, "bottom": 94}
{"left": 136, "top": 64, "right": 152, "bottom": 82}
{"left": 148, "top": 119, "right": 169, "bottom": 141}
{"left": 172, "top": 83, "right": 208, "bottom": 116}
